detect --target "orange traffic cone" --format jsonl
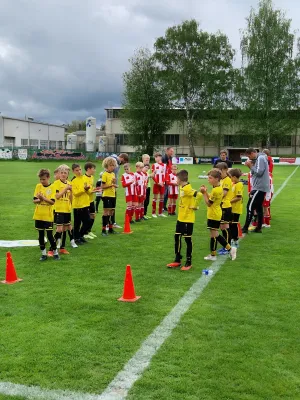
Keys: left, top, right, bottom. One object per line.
{"left": 118, "top": 265, "right": 141, "bottom": 302}
{"left": 238, "top": 223, "right": 243, "bottom": 238}
{"left": 122, "top": 213, "right": 133, "bottom": 234}
{"left": 1, "top": 252, "right": 23, "bottom": 284}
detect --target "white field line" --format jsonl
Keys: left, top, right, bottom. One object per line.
{"left": 0, "top": 166, "right": 298, "bottom": 400}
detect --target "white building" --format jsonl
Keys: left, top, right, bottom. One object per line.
{"left": 0, "top": 116, "right": 66, "bottom": 149}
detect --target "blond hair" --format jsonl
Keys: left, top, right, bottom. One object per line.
{"left": 136, "top": 162, "right": 144, "bottom": 168}
{"left": 102, "top": 156, "right": 118, "bottom": 169}
{"left": 58, "top": 164, "right": 70, "bottom": 172}
{"left": 142, "top": 154, "right": 150, "bottom": 161}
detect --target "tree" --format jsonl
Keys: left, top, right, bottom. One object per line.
{"left": 154, "top": 19, "right": 235, "bottom": 157}
{"left": 239, "top": 0, "right": 300, "bottom": 147}
{"left": 67, "top": 120, "right": 86, "bottom": 133}
{"left": 121, "top": 48, "right": 173, "bottom": 155}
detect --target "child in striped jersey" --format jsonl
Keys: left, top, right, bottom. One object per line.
{"left": 166, "top": 164, "right": 179, "bottom": 215}
{"left": 122, "top": 163, "right": 136, "bottom": 223}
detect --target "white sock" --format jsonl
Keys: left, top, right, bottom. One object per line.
{"left": 42, "top": 249, "right": 47, "bottom": 256}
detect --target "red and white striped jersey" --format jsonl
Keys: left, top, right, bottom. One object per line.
{"left": 142, "top": 171, "right": 148, "bottom": 188}
{"left": 166, "top": 172, "right": 179, "bottom": 195}
{"left": 134, "top": 171, "right": 146, "bottom": 196}
{"left": 265, "top": 174, "right": 274, "bottom": 201}
{"left": 122, "top": 172, "right": 136, "bottom": 196}
{"left": 152, "top": 162, "right": 166, "bottom": 185}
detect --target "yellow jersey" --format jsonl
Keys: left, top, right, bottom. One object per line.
{"left": 207, "top": 186, "right": 223, "bottom": 221}
{"left": 52, "top": 179, "right": 72, "bottom": 213}
{"left": 178, "top": 183, "right": 202, "bottom": 223}
{"left": 33, "top": 183, "right": 55, "bottom": 222}
{"left": 71, "top": 175, "right": 91, "bottom": 209}
{"left": 102, "top": 171, "right": 116, "bottom": 198}
{"left": 85, "top": 174, "right": 95, "bottom": 203}
{"left": 221, "top": 176, "right": 233, "bottom": 208}
{"left": 231, "top": 182, "right": 244, "bottom": 215}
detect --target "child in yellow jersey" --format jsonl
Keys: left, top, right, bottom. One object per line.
{"left": 229, "top": 168, "right": 244, "bottom": 248}
{"left": 215, "top": 162, "right": 233, "bottom": 255}
{"left": 71, "top": 163, "right": 92, "bottom": 245}
{"left": 52, "top": 166, "right": 77, "bottom": 254}
{"left": 166, "top": 169, "right": 202, "bottom": 271}
{"left": 101, "top": 157, "right": 118, "bottom": 236}
{"left": 84, "top": 162, "right": 97, "bottom": 239}
{"left": 200, "top": 169, "right": 237, "bottom": 261}
{"left": 33, "top": 169, "right": 59, "bottom": 261}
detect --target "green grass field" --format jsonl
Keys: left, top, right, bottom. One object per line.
{"left": 0, "top": 161, "right": 299, "bottom": 400}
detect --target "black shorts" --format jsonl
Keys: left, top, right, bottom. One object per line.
{"left": 176, "top": 221, "right": 194, "bottom": 236}
{"left": 89, "top": 201, "right": 96, "bottom": 214}
{"left": 207, "top": 219, "right": 220, "bottom": 230}
{"left": 221, "top": 207, "right": 232, "bottom": 224}
{"left": 231, "top": 213, "right": 241, "bottom": 223}
{"left": 35, "top": 220, "right": 53, "bottom": 231}
{"left": 102, "top": 197, "right": 116, "bottom": 209}
{"left": 55, "top": 212, "right": 71, "bottom": 226}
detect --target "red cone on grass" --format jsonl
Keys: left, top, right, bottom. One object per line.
{"left": 122, "top": 213, "right": 133, "bottom": 234}
{"left": 1, "top": 252, "right": 23, "bottom": 284}
{"left": 118, "top": 265, "right": 141, "bottom": 302}
{"left": 238, "top": 223, "right": 243, "bottom": 238}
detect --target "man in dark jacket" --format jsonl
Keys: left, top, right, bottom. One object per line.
{"left": 213, "top": 150, "right": 233, "bottom": 168}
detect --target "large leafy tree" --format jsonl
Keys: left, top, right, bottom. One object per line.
{"left": 239, "top": 0, "right": 300, "bottom": 146}
{"left": 67, "top": 120, "right": 86, "bottom": 133}
{"left": 121, "top": 48, "right": 173, "bottom": 155}
{"left": 154, "top": 19, "right": 235, "bottom": 157}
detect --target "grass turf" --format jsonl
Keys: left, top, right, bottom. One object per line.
{"left": 0, "top": 161, "right": 299, "bottom": 399}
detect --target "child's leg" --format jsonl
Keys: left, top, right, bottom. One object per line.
{"left": 135, "top": 201, "right": 140, "bottom": 221}
{"left": 46, "top": 230, "right": 58, "bottom": 256}
{"left": 88, "top": 202, "right": 96, "bottom": 232}
{"left": 38, "top": 230, "right": 46, "bottom": 254}
{"left": 95, "top": 197, "right": 100, "bottom": 213}
{"left": 73, "top": 209, "right": 81, "bottom": 241}
{"left": 184, "top": 236, "right": 192, "bottom": 265}
{"left": 80, "top": 207, "right": 91, "bottom": 238}
{"left": 102, "top": 209, "right": 109, "bottom": 233}
{"left": 158, "top": 192, "right": 164, "bottom": 215}
{"left": 152, "top": 192, "right": 158, "bottom": 215}
{"left": 230, "top": 223, "right": 238, "bottom": 242}
{"left": 220, "top": 222, "right": 231, "bottom": 248}
{"left": 140, "top": 201, "right": 144, "bottom": 218}
{"left": 61, "top": 228, "right": 67, "bottom": 249}
{"left": 174, "top": 233, "right": 182, "bottom": 261}
{"left": 210, "top": 230, "right": 218, "bottom": 256}
{"left": 126, "top": 201, "right": 132, "bottom": 221}
{"left": 168, "top": 197, "right": 172, "bottom": 214}
{"left": 144, "top": 187, "right": 150, "bottom": 216}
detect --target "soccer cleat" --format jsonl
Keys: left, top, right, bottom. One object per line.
{"left": 152, "top": 214, "right": 157, "bottom": 218}
{"left": 47, "top": 250, "right": 54, "bottom": 257}
{"left": 39, "top": 255, "right": 47, "bottom": 261}
{"left": 89, "top": 232, "right": 97, "bottom": 238}
{"left": 248, "top": 226, "right": 256, "bottom": 232}
{"left": 113, "top": 223, "right": 122, "bottom": 229}
{"left": 230, "top": 247, "right": 237, "bottom": 261}
{"left": 217, "top": 248, "right": 229, "bottom": 255}
{"left": 56, "top": 238, "right": 61, "bottom": 249}
{"left": 79, "top": 237, "right": 87, "bottom": 243}
{"left": 53, "top": 254, "right": 60, "bottom": 261}
{"left": 231, "top": 240, "right": 239, "bottom": 249}
{"left": 75, "top": 239, "right": 83, "bottom": 246}
{"left": 101, "top": 231, "right": 108, "bottom": 237}
{"left": 253, "top": 228, "right": 262, "bottom": 233}
{"left": 262, "top": 224, "right": 271, "bottom": 228}
{"left": 166, "top": 261, "right": 181, "bottom": 268}
{"left": 108, "top": 230, "right": 119, "bottom": 234}
{"left": 59, "top": 248, "right": 70, "bottom": 255}
{"left": 130, "top": 220, "right": 135, "bottom": 224}
{"left": 135, "top": 219, "right": 141, "bottom": 223}
{"left": 204, "top": 255, "right": 217, "bottom": 261}
{"left": 84, "top": 233, "right": 94, "bottom": 240}
{"left": 181, "top": 262, "right": 192, "bottom": 271}
{"left": 70, "top": 239, "right": 78, "bottom": 248}
{"left": 158, "top": 214, "right": 167, "bottom": 217}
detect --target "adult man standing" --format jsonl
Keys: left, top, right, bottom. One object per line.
{"left": 242, "top": 148, "right": 270, "bottom": 234}
{"left": 110, "top": 153, "right": 129, "bottom": 228}
{"left": 162, "top": 147, "right": 174, "bottom": 211}
{"left": 213, "top": 150, "right": 233, "bottom": 168}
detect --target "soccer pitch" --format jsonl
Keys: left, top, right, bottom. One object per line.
{"left": 0, "top": 162, "right": 299, "bottom": 400}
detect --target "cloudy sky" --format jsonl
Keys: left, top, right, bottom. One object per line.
{"left": 0, "top": 0, "right": 299, "bottom": 125}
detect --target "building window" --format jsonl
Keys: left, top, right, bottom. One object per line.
{"left": 165, "top": 134, "right": 179, "bottom": 146}
{"left": 30, "top": 139, "right": 39, "bottom": 148}
{"left": 107, "top": 109, "right": 113, "bottom": 119}
{"left": 57, "top": 141, "right": 63, "bottom": 149}
{"left": 223, "top": 135, "right": 255, "bottom": 148}
{"left": 106, "top": 109, "right": 120, "bottom": 119}
{"left": 49, "top": 141, "right": 56, "bottom": 149}
{"left": 21, "top": 139, "right": 28, "bottom": 146}
{"left": 115, "top": 134, "right": 128, "bottom": 146}
{"left": 269, "top": 135, "right": 292, "bottom": 147}
{"left": 40, "top": 140, "right": 48, "bottom": 149}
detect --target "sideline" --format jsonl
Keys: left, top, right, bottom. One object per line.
{"left": 0, "top": 166, "right": 298, "bottom": 400}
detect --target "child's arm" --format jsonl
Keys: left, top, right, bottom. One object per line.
{"left": 72, "top": 180, "right": 86, "bottom": 197}
{"left": 36, "top": 193, "right": 55, "bottom": 205}
{"left": 231, "top": 195, "right": 242, "bottom": 204}
{"left": 56, "top": 184, "right": 72, "bottom": 199}
{"left": 200, "top": 186, "right": 213, "bottom": 207}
